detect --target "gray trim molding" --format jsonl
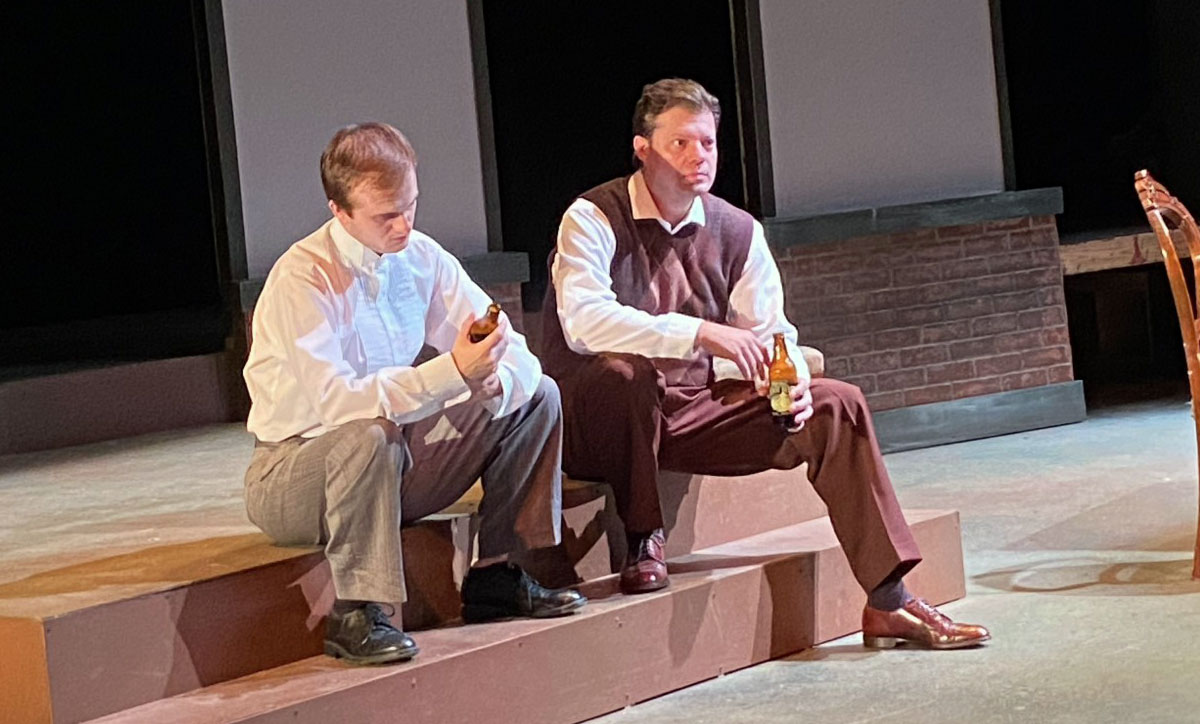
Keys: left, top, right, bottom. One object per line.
{"left": 466, "top": 0, "right": 504, "bottom": 253}
{"left": 729, "top": 0, "right": 775, "bottom": 218}
{"left": 873, "top": 380, "right": 1086, "bottom": 454}
{"left": 988, "top": 0, "right": 1017, "bottom": 191}
{"left": 764, "top": 187, "right": 1063, "bottom": 249}
{"left": 237, "top": 251, "right": 530, "bottom": 311}
{"left": 193, "top": 0, "right": 247, "bottom": 284}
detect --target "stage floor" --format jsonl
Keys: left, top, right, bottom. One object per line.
{"left": 0, "top": 424, "right": 256, "bottom": 617}
{"left": 2, "top": 395, "right": 1199, "bottom": 723}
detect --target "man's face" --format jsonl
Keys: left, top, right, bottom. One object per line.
{"left": 634, "top": 106, "right": 718, "bottom": 198}
{"left": 329, "top": 166, "right": 419, "bottom": 255}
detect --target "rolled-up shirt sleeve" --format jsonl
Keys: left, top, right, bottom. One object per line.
{"left": 422, "top": 246, "right": 543, "bottom": 418}
{"left": 265, "top": 274, "right": 472, "bottom": 428}
{"left": 553, "top": 198, "right": 703, "bottom": 358}
{"left": 719, "top": 220, "right": 811, "bottom": 382}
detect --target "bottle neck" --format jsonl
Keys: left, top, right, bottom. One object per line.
{"left": 773, "top": 335, "right": 788, "bottom": 360}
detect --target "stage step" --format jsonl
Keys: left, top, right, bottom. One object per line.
{"left": 0, "top": 518, "right": 472, "bottom": 724}
{"left": 515, "top": 468, "right": 829, "bottom": 587}
{"left": 90, "top": 509, "right": 964, "bottom": 724}
{"left": 0, "top": 468, "right": 825, "bottom": 724}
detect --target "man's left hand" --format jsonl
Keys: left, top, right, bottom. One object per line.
{"left": 470, "top": 372, "right": 503, "bottom": 401}
{"left": 787, "top": 378, "right": 814, "bottom": 432}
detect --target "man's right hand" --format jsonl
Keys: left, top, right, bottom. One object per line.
{"left": 452, "top": 313, "right": 509, "bottom": 391}
{"left": 695, "top": 321, "right": 768, "bottom": 381}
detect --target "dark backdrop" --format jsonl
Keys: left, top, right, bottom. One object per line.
{"left": 1, "top": 2, "right": 225, "bottom": 370}
{"left": 482, "top": 0, "right": 746, "bottom": 307}
{"left": 1002, "top": 0, "right": 1200, "bottom": 238}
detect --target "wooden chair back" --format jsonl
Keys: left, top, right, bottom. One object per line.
{"left": 1134, "top": 169, "right": 1200, "bottom": 579}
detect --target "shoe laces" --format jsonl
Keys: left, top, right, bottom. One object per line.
{"left": 910, "top": 598, "right": 949, "bottom": 625}
{"left": 364, "top": 602, "right": 397, "bottom": 629}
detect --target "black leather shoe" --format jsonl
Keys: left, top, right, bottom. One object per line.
{"left": 461, "top": 562, "right": 587, "bottom": 623}
{"left": 324, "top": 603, "right": 419, "bottom": 665}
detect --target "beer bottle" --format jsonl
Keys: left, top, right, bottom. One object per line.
{"left": 468, "top": 303, "right": 502, "bottom": 343}
{"left": 768, "top": 332, "right": 797, "bottom": 428}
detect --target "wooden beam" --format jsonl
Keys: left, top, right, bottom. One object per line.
{"left": 1060, "top": 230, "right": 1188, "bottom": 275}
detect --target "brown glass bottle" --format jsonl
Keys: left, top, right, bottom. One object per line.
{"left": 768, "top": 333, "right": 797, "bottom": 428}
{"left": 468, "top": 303, "right": 502, "bottom": 343}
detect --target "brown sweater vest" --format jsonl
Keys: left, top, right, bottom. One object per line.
{"left": 542, "top": 176, "right": 755, "bottom": 387}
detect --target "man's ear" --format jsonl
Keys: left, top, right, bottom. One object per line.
{"left": 633, "top": 135, "right": 650, "bottom": 164}
{"left": 329, "top": 198, "right": 349, "bottom": 223}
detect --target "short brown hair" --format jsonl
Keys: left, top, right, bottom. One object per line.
{"left": 632, "top": 78, "right": 721, "bottom": 139}
{"left": 320, "top": 122, "right": 417, "bottom": 211}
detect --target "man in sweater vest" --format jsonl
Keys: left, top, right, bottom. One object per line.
{"left": 542, "top": 79, "right": 988, "bottom": 649}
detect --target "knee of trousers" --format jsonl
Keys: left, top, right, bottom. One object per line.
{"left": 522, "top": 375, "right": 563, "bottom": 426}
{"left": 335, "top": 417, "right": 407, "bottom": 463}
{"left": 812, "top": 378, "right": 871, "bottom": 428}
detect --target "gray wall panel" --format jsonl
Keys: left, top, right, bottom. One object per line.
{"left": 759, "top": 0, "right": 1006, "bottom": 217}
{"left": 222, "top": 0, "right": 489, "bottom": 276}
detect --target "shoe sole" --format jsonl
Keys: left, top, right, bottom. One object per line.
{"left": 863, "top": 633, "right": 991, "bottom": 650}
{"left": 462, "top": 595, "right": 589, "bottom": 624}
{"left": 323, "top": 640, "right": 420, "bottom": 665}
{"left": 620, "top": 578, "right": 670, "bottom": 595}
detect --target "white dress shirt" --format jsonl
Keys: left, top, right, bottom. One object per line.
{"left": 245, "top": 219, "right": 542, "bottom": 442}
{"left": 552, "top": 171, "right": 809, "bottom": 383}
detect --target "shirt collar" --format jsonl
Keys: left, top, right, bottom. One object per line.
{"left": 330, "top": 217, "right": 384, "bottom": 273}
{"left": 628, "top": 170, "right": 706, "bottom": 234}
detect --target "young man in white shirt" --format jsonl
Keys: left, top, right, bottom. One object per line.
{"left": 542, "top": 79, "right": 988, "bottom": 650}
{"left": 244, "top": 123, "right": 584, "bottom": 665}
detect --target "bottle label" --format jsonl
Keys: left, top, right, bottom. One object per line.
{"left": 769, "top": 381, "right": 792, "bottom": 414}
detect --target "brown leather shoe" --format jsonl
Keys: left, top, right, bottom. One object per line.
{"left": 862, "top": 598, "right": 990, "bottom": 650}
{"left": 620, "top": 529, "right": 669, "bottom": 594}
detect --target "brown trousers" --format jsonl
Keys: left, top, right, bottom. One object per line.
{"left": 559, "top": 353, "right": 921, "bottom": 592}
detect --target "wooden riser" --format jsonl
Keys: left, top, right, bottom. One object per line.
{"left": 519, "top": 469, "right": 829, "bottom": 587}
{"left": 91, "top": 510, "right": 965, "bottom": 724}
{"left": 0, "top": 520, "right": 471, "bottom": 724}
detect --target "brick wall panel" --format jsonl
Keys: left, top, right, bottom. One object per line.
{"left": 963, "top": 234, "right": 1011, "bottom": 258}
{"left": 984, "top": 217, "right": 1031, "bottom": 232}
{"left": 995, "top": 330, "right": 1045, "bottom": 353}
{"left": 1038, "top": 286, "right": 1065, "bottom": 306}
{"left": 994, "top": 289, "right": 1044, "bottom": 313}
{"left": 893, "top": 306, "right": 945, "bottom": 326}
{"left": 877, "top": 368, "right": 927, "bottom": 392}
{"left": 973, "top": 275, "right": 1016, "bottom": 295}
{"left": 904, "top": 384, "right": 955, "bottom": 406}
{"left": 866, "top": 391, "right": 906, "bottom": 410}
{"left": 926, "top": 360, "right": 976, "bottom": 384}
{"left": 843, "top": 374, "right": 878, "bottom": 394}
{"left": 945, "top": 298, "right": 995, "bottom": 320}
{"left": 1022, "top": 346, "right": 1072, "bottom": 368}
{"left": 1047, "top": 364, "right": 1074, "bottom": 383}
{"left": 819, "top": 293, "right": 870, "bottom": 317}
{"left": 1001, "top": 369, "right": 1050, "bottom": 391}
{"left": 953, "top": 377, "right": 1004, "bottom": 397}
{"left": 912, "top": 240, "right": 965, "bottom": 263}
{"left": 900, "top": 345, "right": 952, "bottom": 367}
{"left": 940, "top": 257, "right": 992, "bottom": 280}
{"left": 923, "top": 320, "right": 972, "bottom": 344}
{"left": 850, "top": 351, "right": 903, "bottom": 375}
{"left": 823, "top": 335, "right": 874, "bottom": 358}
{"left": 893, "top": 264, "right": 944, "bottom": 287}
{"left": 976, "top": 353, "right": 1025, "bottom": 376}
{"left": 778, "top": 215, "right": 1073, "bottom": 410}
{"left": 989, "top": 251, "right": 1037, "bottom": 275}
{"left": 874, "top": 328, "right": 923, "bottom": 349}
{"left": 1042, "top": 326, "right": 1071, "bottom": 346}
{"left": 825, "top": 357, "right": 851, "bottom": 378}
{"left": 972, "top": 314, "right": 1020, "bottom": 336}
{"left": 950, "top": 337, "right": 998, "bottom": 360}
